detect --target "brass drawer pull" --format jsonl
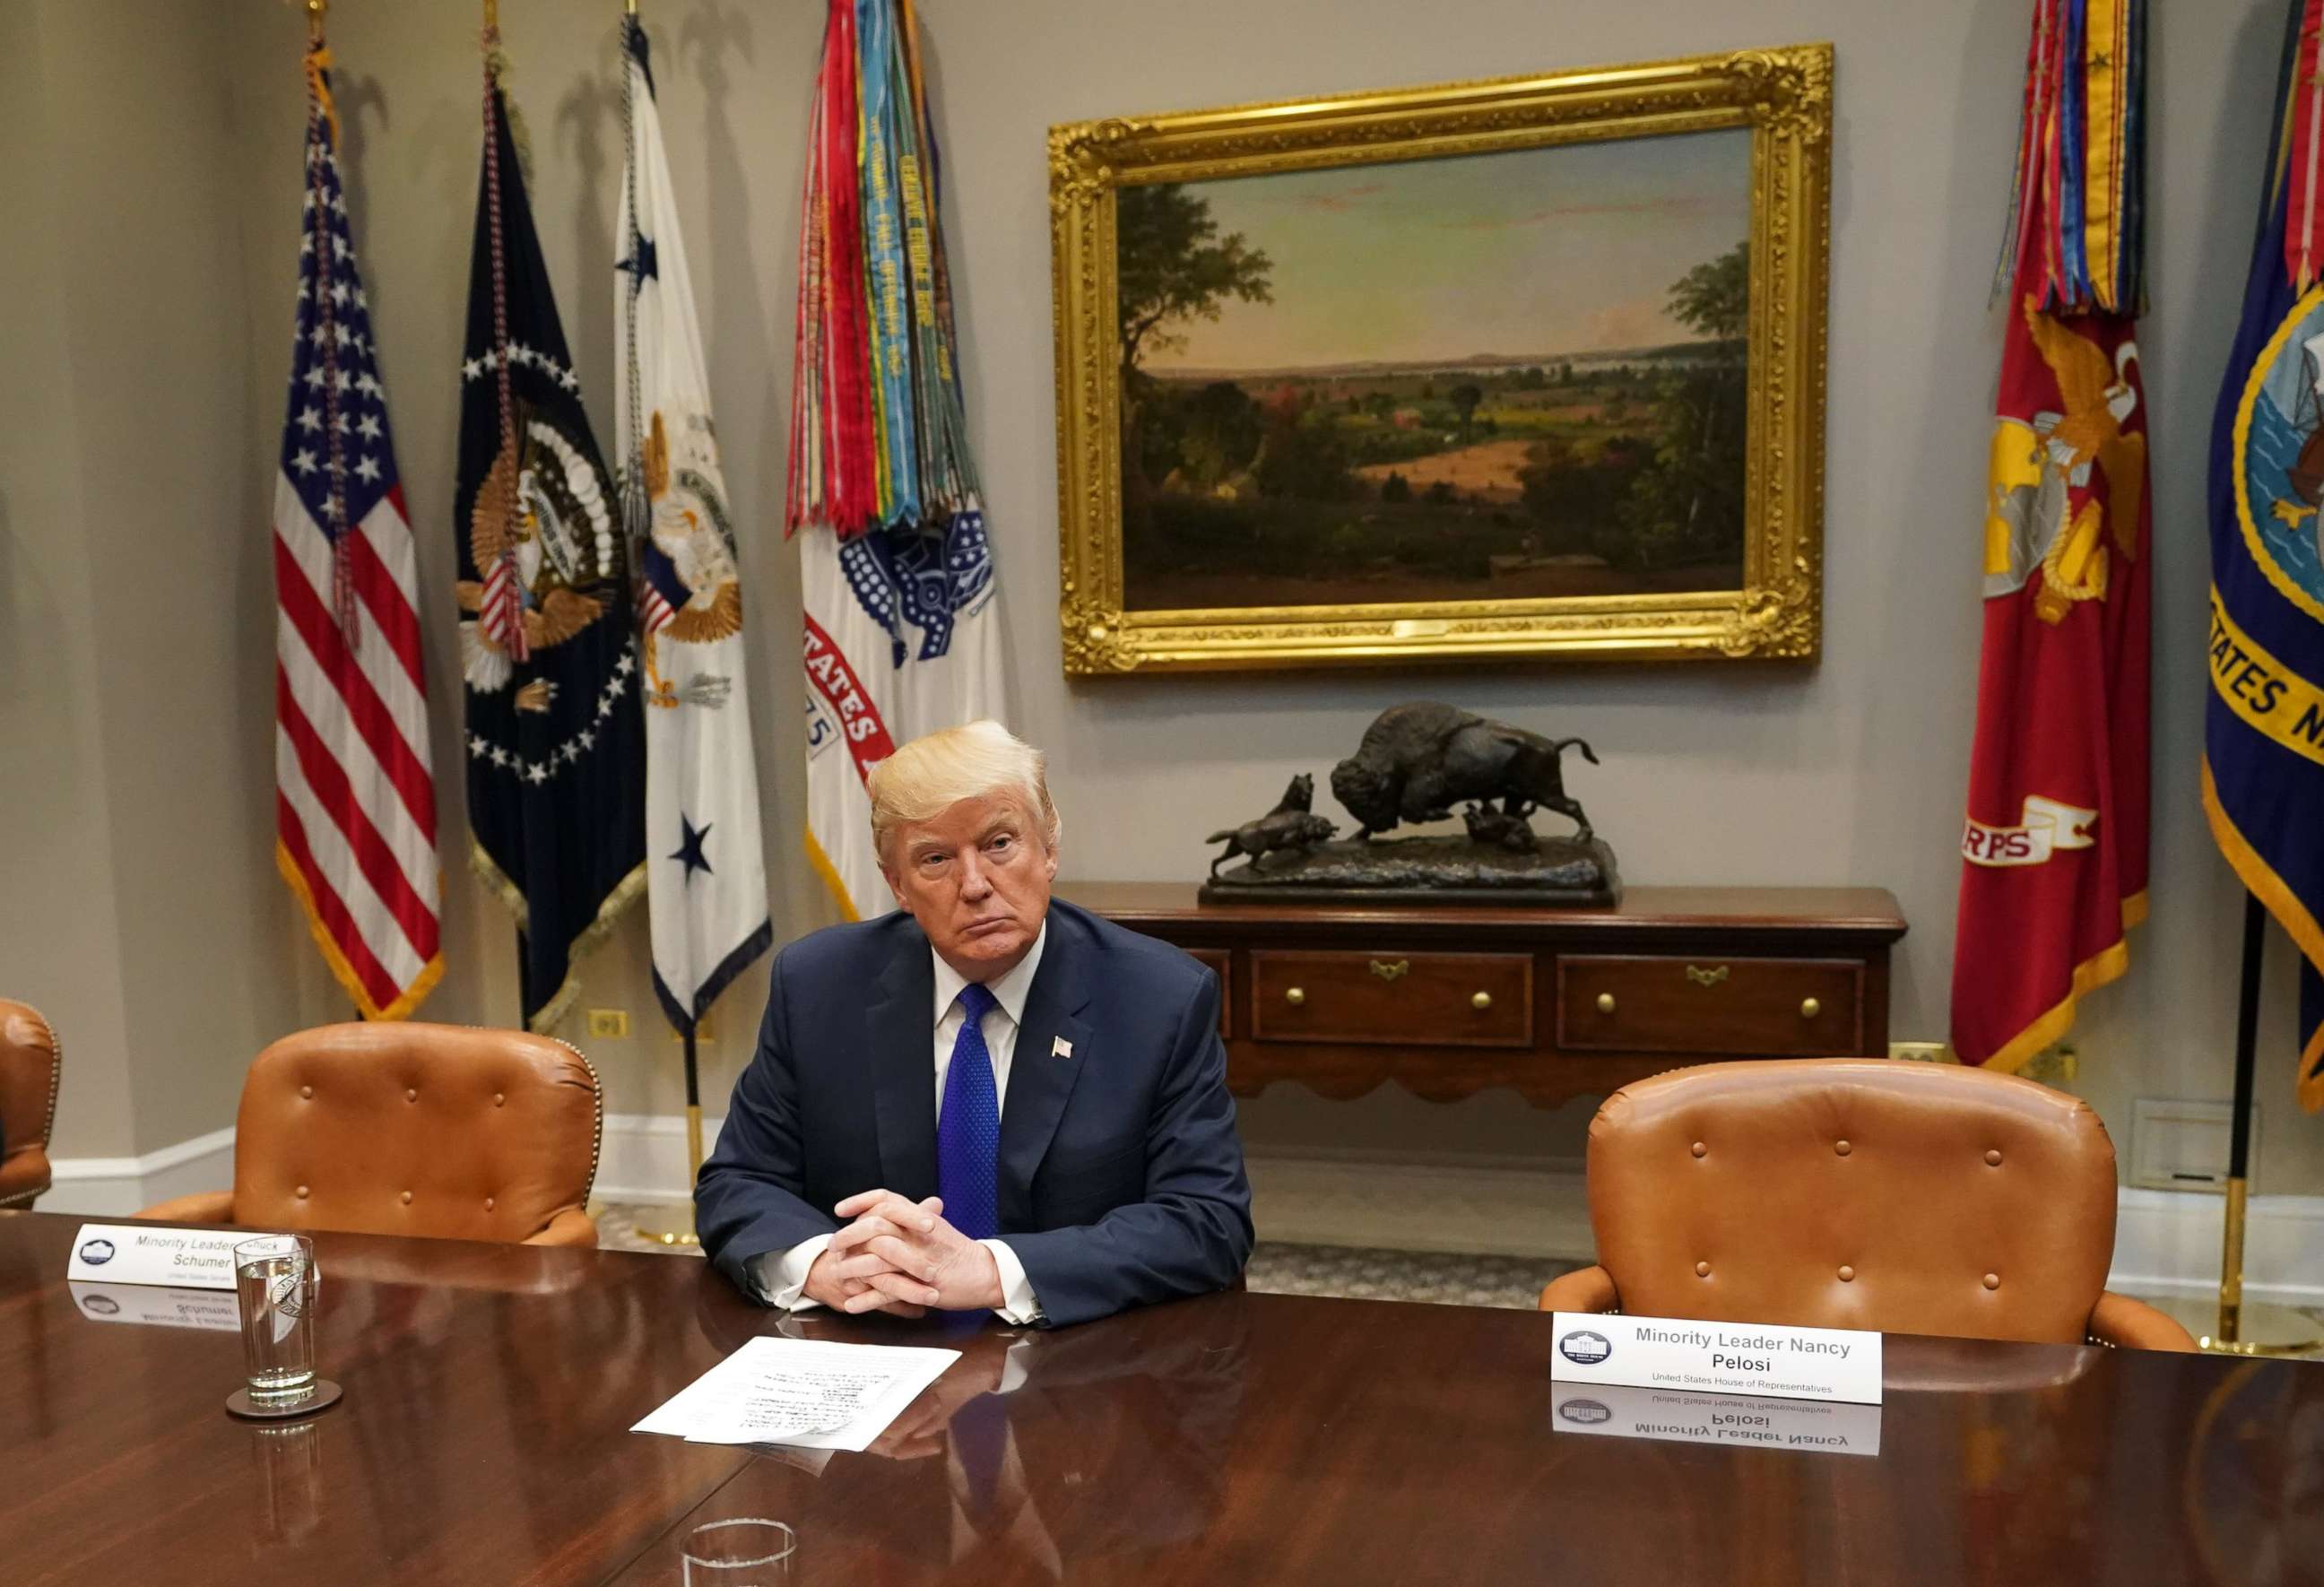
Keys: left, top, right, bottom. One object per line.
{"left": 1471, "top": 991, "right": 1493, "bottom": 1011}
{"left": 1800, "top": 997, "right": 1821, "bottom": 1019}
{"left": 1286, "top": 987, "right": 1306, "bottom": 1006}
{"left": 1370, "top": 958, "right": 1409, "bottom": 983}
{"left": 1685, "top": 964, "right": 1730, "bottom": 988}
{"left": 1596, "top": 993, "right": 1617, "bottom": 1015}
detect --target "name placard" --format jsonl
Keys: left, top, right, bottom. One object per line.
{"left": 65, "top": 1223, "right": 246, "bottom": 1292}
{"left": 1551, "top": 1382, "right": 1881, "bottom": 1457}
{"left": 1550, "top": 1312, "right": 1881, "bottom": 1404}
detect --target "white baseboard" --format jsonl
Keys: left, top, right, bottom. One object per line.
{"left": 595, "top": 1110, "right": 728, "bottom": 1205}
{"left": 473, "top": 1113, "right": 2324, "bottom": 1305}
{"left": 2107, "top": 1186, "right": 2324, "bottom": 1305}
{"left": 42, "top": 1125, "right": 236, "bottom": 1217}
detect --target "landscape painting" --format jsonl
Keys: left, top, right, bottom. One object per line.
{"left": 1120, "top": 132, "right": 1751, "bottom": 612}
{"left": 1050, "top": 48, "right": 1831, "bottom": 672}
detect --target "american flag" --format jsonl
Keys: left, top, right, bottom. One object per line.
{"left": 272, "top": 78, "right": 443, "bottom": 1019}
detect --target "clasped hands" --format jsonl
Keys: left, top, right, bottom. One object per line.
{"left": 802, "top": 1189, "right": 1003, "bottom": 1316}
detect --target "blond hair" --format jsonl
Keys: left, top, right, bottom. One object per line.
{"left": 868, "top": 720, "right": 1062, "bottom": 861}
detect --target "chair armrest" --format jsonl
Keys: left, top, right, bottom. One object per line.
{"left": 522, "top": 1206, "right": 599, "bottom": 1247}
{"left": 2088, "top": 1290, "right": 2198, "bottom": 1352}
{"left": 1539, "top": 1264, "right": 1620, "bottom": 1314}
{"left": 134, "top": 1191, "right": 238, "bottom": 1226}
{"left": 0, "top": 1149, "right": 53, "bottom": 1209}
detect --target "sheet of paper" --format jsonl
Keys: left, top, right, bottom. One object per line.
{"left": 632, "top": 1338, "right": 960, "bottom": 1453}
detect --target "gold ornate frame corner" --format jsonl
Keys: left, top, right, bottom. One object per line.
{"left": 1049, "top": 43, "right": 1832, "bottom": 675}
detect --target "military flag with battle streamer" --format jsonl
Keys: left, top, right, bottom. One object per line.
{"left": 1951, "top": 0, "right": 2152, "bottom": 1073}
{"left": 2206, "top": 0, "right": 2324, "bottom": 1113}
{"left": 790, "top": 0, "right": 1008, "bottom": 920}
{"left": 616, "top": 13, "right": 771, "bottom": 1039}
{"left": 456, "top": 30, "right": 646, "bottom": 1031}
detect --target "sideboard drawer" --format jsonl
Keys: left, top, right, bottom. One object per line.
{"left": 1555, "top": 955, "right": 1864, "bottom": 1056}
{"left": 1251, "top": 950, "right": 1534, "bottom": 1048}
{"left": 1188, "top": 949, "right": 1232, "bottom": 1038}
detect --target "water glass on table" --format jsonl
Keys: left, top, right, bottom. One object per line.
{"left": 234, "top": 1234, "right": 320, "bottom": 1407}
{"left": 682, "top": 1519, "right": 795, "bottom": 1582}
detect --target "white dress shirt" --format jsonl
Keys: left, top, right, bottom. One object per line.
{"left": 754, "top": 925, "right": 1048, "bottom": 1323}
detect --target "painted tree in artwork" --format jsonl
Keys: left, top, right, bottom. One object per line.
{"left": 1622, "top": 240, "right": 1751, "bottom": 569}
{"left": 1115, "top": 184, "right": 1276, "bottom": 386}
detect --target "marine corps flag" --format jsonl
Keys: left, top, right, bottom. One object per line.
{"left": 2206, "top": 0, "right": 2324, "bottom": 1113}
{"left": 616, "top": 14, "right": 771, "bottom": 1036}
{"left": 790, "top": 0, "right": 1008, "bottom": 919}
{"left": 457, "top": 39, "right": 645, "bottom": 1031}
{"left": 1951, "top": 0, "right": 2152, "bottom": 1072}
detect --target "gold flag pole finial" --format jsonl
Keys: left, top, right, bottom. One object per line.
{"left": 482, "top": 0, "right": 499, "bottom": 36}
{"left": 305, "top": 0, "right": 325, "bottom": 45}
{"left": 626, "top": 0, "right": 638, "bottom": 15}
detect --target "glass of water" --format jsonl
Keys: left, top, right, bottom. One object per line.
{"left": 234, "top": 1234, "right": 319, "bottom": 1406}
{"left": 682, "top": 1519, "right": 795, "bottom": 1582}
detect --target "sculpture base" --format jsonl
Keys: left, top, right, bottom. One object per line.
{"left": 1200, "top": 835, "right": 1619, "bottom": 907}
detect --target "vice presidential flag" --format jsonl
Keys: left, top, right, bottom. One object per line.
{"left": 1951, "top": 0, "right": 2152, "bottom": 1073}
{"left": 2205, "top": 0, "right": 2324, "bottom": 1112}
{"left": 792, "top": 0, "right": 1008, "bottom": 920}
{"left": 272, "top": 48, "right": 443, "bottom": 1019}
{"left": 616, "top": 16, "right": 771, "bottom": 1036}
{"left": 457, "top": 49, "right": 645, "bottom": 1031}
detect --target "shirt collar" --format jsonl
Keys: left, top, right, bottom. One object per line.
{"left": 931, "top": 919, "right": 1048, "bottom": 1028}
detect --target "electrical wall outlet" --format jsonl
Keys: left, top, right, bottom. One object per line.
{"left": 1887, "top": 1041, "right": 1955, "bottom": 1063}
{"left": 586, "top": 1009, "right": 630, "bottom": 1039}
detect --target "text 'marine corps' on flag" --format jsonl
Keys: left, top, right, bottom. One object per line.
{"left": 792, "top": 0, "right": 1009, "bottom": 922}
{"left": 456, "top": 41, "right": 645, "bottom": 1032}
{"left": 273, "top": 44, "right": 443, "bottom": 1019}
{"left": 2205, "top": 0, "right": 2324, "bottom": 1112}
{"left": 617, "top": 15, "right": 771, "bottom": 1035}
{"left": 1950, "top": 0, "right": 2152, "bottom": 1075}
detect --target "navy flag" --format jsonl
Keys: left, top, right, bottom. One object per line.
{"left": 456, "top": 55, "right": 645, "bottom": 1031}
{"left": 2207, "top": 0, "right": 2324, "bottom": 1112}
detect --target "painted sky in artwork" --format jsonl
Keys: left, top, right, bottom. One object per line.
{"left": 1143, "top": 128, "right": 1751, "bottom": 374}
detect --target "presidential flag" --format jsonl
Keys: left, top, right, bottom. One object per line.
{"left": 616, "top": 16, "right": 771, "bottom": 1036}
{"left": 1951, "top": 0, "right": 2152, "bottom": 1073}
{"left": 272, "top": 44, "right": 443, "bottom": 1019}
{"left": 457, "top": 42, "right": 645, "bottom": 1031}
{"left": 2206, "top": 0, "right": 2324, "bottom": 1112}
{"left": 791, "top": 0, "right": 1008, "bottom": 919}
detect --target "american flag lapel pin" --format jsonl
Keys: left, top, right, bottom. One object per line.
{"left": 1053, "top": 1036, "right": 1073, "bottom": 1059}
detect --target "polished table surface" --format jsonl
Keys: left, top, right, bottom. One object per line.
{"left": 4, "top": 1210, "right": 2319, "bottom": 1585}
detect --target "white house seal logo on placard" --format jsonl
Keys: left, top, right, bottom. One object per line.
{"left": 1558, "top": 1329, "right": 1612, "bottom": 1366}
{"left": 77, "top": 1238, "right": 117, "bottom": 1266}
{"left": 1557, "top": 1398, "right": 1613, "bottom": 1425}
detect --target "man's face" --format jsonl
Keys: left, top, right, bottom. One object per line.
{"left": 881, "top": 793, "right": 1058, "bottom": 982}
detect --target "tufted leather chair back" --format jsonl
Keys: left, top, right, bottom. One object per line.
{"left": 1585, "top": 1059, "right": 2120, "bottom": 1345}
{"left": 228, "top": 1024, "right": 600, "bottom": 1244}
{"left": 0, "top": 1001, "right": 63, "bottom": 1209}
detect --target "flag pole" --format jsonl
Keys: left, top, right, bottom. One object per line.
{"left": 2163, "top": 894, "right": 2321, "bottom": 1355}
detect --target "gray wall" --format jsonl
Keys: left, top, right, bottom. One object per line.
{"left": 12, "top": 0, "right": 2321, "bottom": 1192}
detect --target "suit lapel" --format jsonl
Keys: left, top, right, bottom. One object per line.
{"left": 870, "top": 934, "right": 940, "bottom": 1200}
{"left": 999, "top": 910, "right": 1091, "bottom": 1229}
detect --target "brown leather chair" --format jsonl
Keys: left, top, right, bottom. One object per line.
{"left": 138, "top": 1023, "right": 602, "bottom": 1246}
{"left": 1, "top": 1000, "right": 63, "bottom": 1209}
{"left": 1538, "top": 1058, "right": 2196, "bottom": 1351}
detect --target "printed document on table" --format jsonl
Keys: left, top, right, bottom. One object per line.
{"left": 632, "top": 1338, "right": 960, "bottom": 1453}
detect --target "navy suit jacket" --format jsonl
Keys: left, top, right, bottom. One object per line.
{"left": 696, "top": 898, "right": 1254, "bottom": 1327}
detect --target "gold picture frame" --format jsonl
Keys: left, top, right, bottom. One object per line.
{"left": 1048, "top": 44, "right": 1832, "bottom": 674}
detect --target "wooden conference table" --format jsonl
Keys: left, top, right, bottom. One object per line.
{"left": 1, "top": 1210, "right": 2317, "bottom": 1585}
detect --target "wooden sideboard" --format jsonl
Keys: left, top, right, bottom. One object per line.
{"left": 1060, "top": 882, "right": 1909, "bottom": 1110}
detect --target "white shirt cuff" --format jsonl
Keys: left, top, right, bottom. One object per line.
{"left": 982, "top": 1238, "right": 1043, "bottom": 1324}
{"left": 752, "top": 1234, "right": 835, "bottom": 1311}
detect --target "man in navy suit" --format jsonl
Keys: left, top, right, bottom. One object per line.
{"left": 697, "top": 721, "right": 1253, "bottom": 1328}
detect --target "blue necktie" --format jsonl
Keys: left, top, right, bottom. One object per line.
{"left": 937, "top": 982, "right": 1002, "bottom": 1242}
